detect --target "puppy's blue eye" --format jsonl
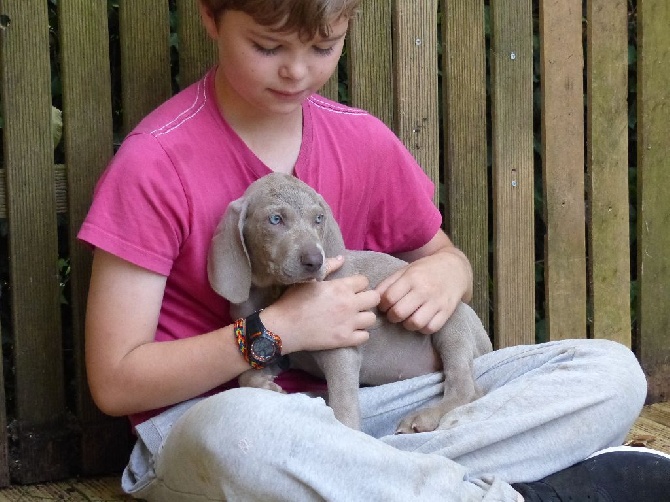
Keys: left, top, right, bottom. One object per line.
{"left": 315, "top": 214, "right": 324, "bottom": 224}
{"left": 269, "top": 214, "right": 282, "bottom": 225}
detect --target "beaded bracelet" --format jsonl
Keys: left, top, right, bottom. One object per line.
{"left": 233, "top": 318, "right": 252, "bottom": 366}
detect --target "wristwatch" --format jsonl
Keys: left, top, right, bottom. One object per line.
{"left": 244, "top": 311, "right": 283, "bottom": 369}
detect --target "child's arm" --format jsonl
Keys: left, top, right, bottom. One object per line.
{"left": 374, "top": 229, "right": 473, "bottom": 335}
{"left": 85, "top": 250, "right": 379, "bottom": 417}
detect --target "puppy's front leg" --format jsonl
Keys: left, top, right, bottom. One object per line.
{"left": 312, "top": 347, "right": 363, "bottom": 430}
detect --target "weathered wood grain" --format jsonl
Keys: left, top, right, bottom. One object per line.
{"left": 586, "top": 0, "right": 631, "bottom": 345}
{"left": 176, "top": 0, "right": 216, "bottom": 89}
{"left": 0, "top": 0, "right": 66, "bottom": 484}
{"left": 347, "top": 0, "right": 393, "bottom": 128}
{"left": 59, "top": 0, "right": 131, "bottom": 477}
{"left": 119, "top": 2, "right": 172, "bottom": 134}
{"left": 441, "top": 0, "right": 490, "bottom": 334}
{"left": 539, "top": 0, "right": 587, "bottom": 340}
{"left": 392, "top": 0, "right": 439, "bottom": 200}
{"left": 636, "top": 0, "right": 670, "bottom": 404}
{"left": 490, "top": 0, "right": 535, "bottom": 347}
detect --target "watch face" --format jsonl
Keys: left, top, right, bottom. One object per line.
{"left": 250, "top": 335, "right": 277, "bottom": 362}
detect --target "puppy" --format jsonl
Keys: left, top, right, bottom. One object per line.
{"left": 208, "top": 173, "right": 492, "bottom": 433}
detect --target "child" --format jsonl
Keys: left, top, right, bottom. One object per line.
{"left": 79, "top": 1, "right": 669, "bottom": 500}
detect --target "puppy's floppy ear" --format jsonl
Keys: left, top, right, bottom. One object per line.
{"left": 317, "top": 194, "right": 346, "bottom": 258}
{"left": 207, "top": 197, "right": 252, "bottom": 304}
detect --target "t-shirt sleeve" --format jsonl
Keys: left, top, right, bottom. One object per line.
{"left": 77, "top": 133, "right": 190, "bottom": 276}
{"left": 363, "top": 122, "right": 443, "bottom": 254}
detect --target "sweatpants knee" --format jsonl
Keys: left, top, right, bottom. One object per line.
{"left": 169, "top": 388, "right": 303, "bottom": 456}
{"left": 159, "top": 388, "right": 328, "bottom": 482}
{"left": 154, "top": 388, "right": 337, "bottom": 498}
{"left": 580, "top": 339, "right": 647, "bottom": 419}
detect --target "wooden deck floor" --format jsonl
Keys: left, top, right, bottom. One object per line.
{"left": 0, "top": 402, "right": 668, "bottom": 501}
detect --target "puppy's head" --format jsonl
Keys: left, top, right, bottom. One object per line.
{"left": 208, "top": 173, "right": 346, "bottom": 303}
{"left": 243, "top": 177, "right": 330, "bottom": 286}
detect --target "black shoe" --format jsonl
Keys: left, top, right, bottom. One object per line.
{"left": 512, "top": 447, "right": 670, "bottom": 502}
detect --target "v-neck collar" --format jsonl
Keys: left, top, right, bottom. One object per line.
{"left": 205, "top": 69, "right": 313, "bottom": 179}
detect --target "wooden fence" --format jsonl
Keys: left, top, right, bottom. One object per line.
{"left": 0, "top": 0, "right": 668, "bottom": 486}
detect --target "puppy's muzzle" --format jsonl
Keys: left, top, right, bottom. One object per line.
{"left": 300, "top": 246, "right": 324, "bottom": 274}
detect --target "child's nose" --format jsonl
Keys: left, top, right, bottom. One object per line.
{"left": 279, "top": 57, "right": 308, "bottom": 81}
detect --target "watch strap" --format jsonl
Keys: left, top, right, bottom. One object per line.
{"left": 233, "top": 310, "right": 282, "bottom": 370}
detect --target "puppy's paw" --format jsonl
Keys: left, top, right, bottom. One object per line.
{"left": 263, "top": 381, "right": 286, "bottom": 393}
{"left": 238, "top": 369, "right": 286, "bottom": 393}
{"left": 395, "top": 407, "right": 443, "bottom": 434}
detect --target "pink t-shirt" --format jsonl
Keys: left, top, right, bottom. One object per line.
{"left": 78, "top": 68, "right": 443, "bottom": 426}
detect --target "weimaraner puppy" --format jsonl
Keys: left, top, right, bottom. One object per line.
{"left": 208, "top": 173, "right": 492, "bottom": 433}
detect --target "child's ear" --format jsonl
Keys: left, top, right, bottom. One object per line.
{"left": 197, "top": 0, "right": 221, "bottom": 40}
{"left": 207, "top": 198, "right": 253, "bottom": 304}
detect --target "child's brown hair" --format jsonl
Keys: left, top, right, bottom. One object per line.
{"left": 199, "top": 0, "right": 361, "bottom": 39}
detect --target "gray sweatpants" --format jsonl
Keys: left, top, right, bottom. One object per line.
{"left": 122, "top": 339, "right": 647, "bottom": 501}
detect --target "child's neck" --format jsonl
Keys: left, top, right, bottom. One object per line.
{"left": 238, "top": 116, "right": 303, "bottom": 174}
{"left": 215, "top": 75, "right": 304, "bottom": 174}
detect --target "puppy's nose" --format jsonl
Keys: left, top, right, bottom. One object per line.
{"left": 300, "top": 250, "right": 324, "bottom": 272}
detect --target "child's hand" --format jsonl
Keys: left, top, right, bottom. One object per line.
{"left": 262, "top": 256, "right": 380, "bottom": 354}
{"left": 375, "top": 235, "right": 472, "bottom": 335}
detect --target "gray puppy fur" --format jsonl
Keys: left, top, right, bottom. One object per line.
{"left": 208, "top": 173, "right": 492, "bottom": 433}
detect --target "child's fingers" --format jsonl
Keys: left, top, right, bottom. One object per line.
{"left": 374, "top": 268, "right": 407, "bottom": 313}
{"left": 324, "top": 255, "right": 344, "bottom": 277}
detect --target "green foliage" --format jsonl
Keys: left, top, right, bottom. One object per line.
{"left": 58, "top": 257, "right": 70, "bottom": 305}
{"left": 51, "top": 106, "right": 62, "bottom": 148}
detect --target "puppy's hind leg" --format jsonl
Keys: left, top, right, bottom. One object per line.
{"left": 396, "top": 303, "right": 489, "bottom": 434}
{"left": 395, "top": 357, "right": 477, "bottom": 434}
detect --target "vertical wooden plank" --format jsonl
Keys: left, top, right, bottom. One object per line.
{"left": 347, "top": 0, "right": 393, "bottom": 128}
{"left": 586, "top": 0, "right": 631, "bottom": 345}
{"left": 489, "top": 0, "right": 535, "bottom": 347}
{"left": 320, "top": 72, "right": 339, "bottom": 102}
{"left": 637, "top": 0, "right": 670, "bottom": 403}
{"left": 0, "top": 0, "right": 68, "bottom": 483}
{"left": 0, "top": 171, "right": 5, "bottom": 217}
{"left": 120, "top": 0, "right": 172, "bottom": 134}
{"left": 0, "top": 302, "right": 7, "bottom": 486}
{"left": 0, "top": 186, "right": 7, "bottom": 488}
{"left": 176, "top": 0, "right": 216, "bottom": 89}
{"left": 539, "top": 0, "right": 587, "bottom": 340}
{"left": 0, "top": 7, "right": 12, "bottom": 484}
{"left": 0, "top": 357, "right": 7, "bottom": 486}
{"left": 442, "top": 0, "right": 490, "bottom": 333}
{"left": 59, "top": 1, "right": 131, "bottom": 476}
{"left": 392, "top": 0, "right": 440, "bottom": 199}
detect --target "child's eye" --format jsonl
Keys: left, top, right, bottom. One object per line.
{"left": 313, "top": 46, "right": 335, "bottom": 56}
{"left": 253, "top": 43, "right": 280, "bottom": 56}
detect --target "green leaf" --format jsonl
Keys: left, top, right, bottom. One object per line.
{"left": 51, "top": 106, "right": 62, "bottom": 149}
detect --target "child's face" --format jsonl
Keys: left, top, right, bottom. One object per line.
{"left": 203, "top": 9, "right": 348, "bottom": 118}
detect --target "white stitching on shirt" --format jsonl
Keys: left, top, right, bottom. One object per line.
{"left": 308, "top": 96, "right": 368, "bottom": 116}
{"left": 150, "top": 77, "right": 208, "bottom": 137}
{"left": 148, "top": 80, "right": 364, "bottom": 138}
